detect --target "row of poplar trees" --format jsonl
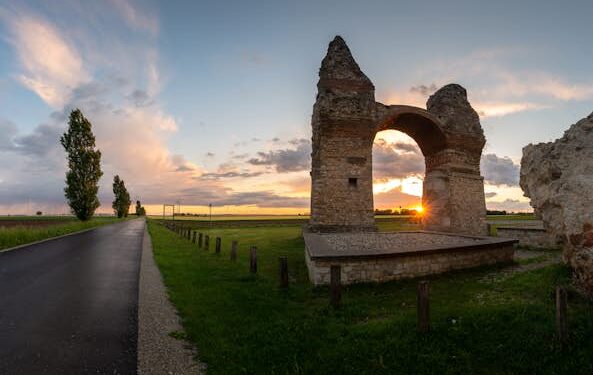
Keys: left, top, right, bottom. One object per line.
{"left": 60, "top": 109, "right": 145, "bottom": 220}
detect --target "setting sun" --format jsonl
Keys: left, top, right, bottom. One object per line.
{"left": 414, "top": 205, "right": 424, "bottom": 214}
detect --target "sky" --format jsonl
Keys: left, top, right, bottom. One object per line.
{"left": 1, "top": 0, "right": 593, "bottom": 215}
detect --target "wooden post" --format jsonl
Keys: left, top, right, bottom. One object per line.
{"left": 192, "top": 231, "right": 196, "bottom": 244}
{"left": 198, "top": 233, "right": 203, "bottom": 248}
{"left": 249, "top": 246, "right": 257, "bottom": 273}
{"left": 204, "top": 235, "right": 210, "bottom": 251}
{"left": 230, "top": 240, "right": 238, "bottom": 261}
{"left": 215, "top": 237, "right": 221, "bottom": 254}
{"left": 556, "top": 286, "right": 568, "bottom": 344}
{"left": 417, "top": 280, "right": 430, "bottom": 333}
{"left": 279, "top": 257, "right": 288, "bottom": 288}
{"left": 330, "top": 265, "right": 341, "bottom": 308}
{"left": 187, "top": 229, "right": 191, "bottom": 240}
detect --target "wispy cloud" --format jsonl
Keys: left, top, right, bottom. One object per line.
{"left": 378, "top": 47, "right": 593, "bottom": 119}
{"left": 248, "top": 138, "right": 311, "bottom": 172}
{"left": 4, "top": 12, "right": 89, "bottom": 107}
{"left": 109, "top": 0, "right": 159, "bottom": 36}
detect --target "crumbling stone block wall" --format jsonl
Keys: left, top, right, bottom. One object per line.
{"left": 308, "top": 36, "right": 487, "bottom": 235}
{"left": 520, "top": 112, "right": 593, "bottom": 294}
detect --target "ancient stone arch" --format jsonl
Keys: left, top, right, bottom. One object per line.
{"left": 308, "top": 36, "right": 487, "bottom": 236}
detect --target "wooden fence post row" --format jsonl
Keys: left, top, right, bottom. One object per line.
{"left": 250, "top": 246, "right": 257, "bottom": 273}
{"left": 330, "top": 265, "right": 341, "bottom": 308}
{"left": 279, "top": 257, "right": 288, "bottom": 288}
{"left": 204, "top": 235, "right": 210, "bottom": 251}
{"left": 230, "top": 241, "right": 238, "bottom": 261}
{"left": 556, "top": 286, "right": 568, "bottom": 344}
{"left": 417, "top": 280, "right": 430, "bottom": 333}
{"left": 198, "top": 233, "right": 203, "bottom": 248}
{"left": 215, "top": 237, "right": 221, "bottom": 254}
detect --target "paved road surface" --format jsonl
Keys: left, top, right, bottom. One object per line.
{"left": 0, "top": 219, "right": 145, "bottom": 374}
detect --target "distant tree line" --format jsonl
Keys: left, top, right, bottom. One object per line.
{"left": 374, "top": 208, "right": 419, "bottom": 216}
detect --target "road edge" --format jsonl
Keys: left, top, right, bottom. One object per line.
{"left": 138, "top": 221, "right": 205, "bottom": 375}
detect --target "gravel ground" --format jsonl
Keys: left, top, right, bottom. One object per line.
{"left": 138, "top": 223, "right": 206, "bottom": 374}
{"left": 323, "top": 232, "right": 483, "bottom": 252}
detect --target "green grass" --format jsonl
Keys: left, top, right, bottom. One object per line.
{"left": 0, "top": 216, "right": 125, "bottom": 250}
{"left": 148, "top": 221, "right": 593, "bottom": 375}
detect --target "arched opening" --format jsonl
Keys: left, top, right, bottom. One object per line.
{"left": 372, "top": 129, "right": 424, "bottom": 219}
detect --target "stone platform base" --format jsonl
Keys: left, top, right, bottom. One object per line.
{"left": 304, "top": 231, "right": 518, "bottom": 285}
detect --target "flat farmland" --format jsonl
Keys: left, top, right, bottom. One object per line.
{"left": 0, "top": 216, "right": 76, "bottom": 228}
{"left": 0, "top": 216, "right": 126, "bottom": 251}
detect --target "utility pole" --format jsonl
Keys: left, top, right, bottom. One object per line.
{"left": 209, "top": 203, "right": 212, "bottom": 227}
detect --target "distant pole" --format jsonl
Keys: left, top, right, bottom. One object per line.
{"left": 209, "top": 203, "right": 212, "bottom": 227}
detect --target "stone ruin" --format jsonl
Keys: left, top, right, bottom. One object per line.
{"left": 521, "top": 112, "right": 593, "bottom": 295}
{"left": 304, "top": 36, "right": 517, "bottom": 285}
{"left": 308, "top": 36, "right": 487, "bottom": 236}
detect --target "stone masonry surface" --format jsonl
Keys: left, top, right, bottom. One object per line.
{"left": 308, "top": 36, "right": 487, "bottom": 236}
{"left": 304, "top": 231, "right": 516, "bottom": 284}
{"left": 520, "top": 111, "right": 593, "bottom": 294}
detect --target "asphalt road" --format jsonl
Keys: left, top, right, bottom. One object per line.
{"left": 0, "top": 219, "right": 145, "bottom": 374}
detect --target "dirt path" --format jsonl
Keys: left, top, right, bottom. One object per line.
{"left": 479, "top": 249, "right": 562, "bottom": 283}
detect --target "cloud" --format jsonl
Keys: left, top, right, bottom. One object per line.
{"left": 372, "top": 139, "right": 424, "bottom": 179}
{"left": 481, "top": 153, "right": 519, "bottom": 186}
{"left": 374, "top": 186, "right": 421, "bottom": 210}
{"left": 0, "top": 4, "right": 198, "bottom": 213}
{"left": 176, "top": 186, "right": 308, "bottom": 208}
{"left": 0, "top": 120, "right": 17, "bottom": 150}
{"left": 485, "top": 192, "right": 498, "bottom": 199}
{"left": 198, "top": 171, "right": 264, "bottom": 180}
{"left": 248, "top": 138, "right": 311, "bottom": 172}
{"left": 127, "top": 89, "right": 153, "bottom": 107}
{"left": 474, "top": 101, "right": 549, "bottom": 118}
{"left": 109, "top": 0, "right": 159, "bottom": 35}
{"left": 4, "top": 12, "right": 90, "bottom": 108}
{"left": 486, "top": 199, "right": 531, "bottom": 213}
{"left": 380, "top": 48, "right": 593, "bottom": 119}
{"left": 409, "top": 83, "right": 438, "bottom": 97}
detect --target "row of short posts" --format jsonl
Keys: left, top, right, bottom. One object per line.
{"left": 328, "top": 264, "right": 570, "bottom": 342}
{"left": 168, "top": 224, "right": 288, "bottom": 287}
{"left": 165, "top": 223, "right": 570, "bottom": 342}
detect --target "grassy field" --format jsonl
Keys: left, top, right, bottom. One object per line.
{"left": 148, "top": 219, "right": 592, "bottom": 375}
{"left": 0, "top": 216, "right": 125, "bottom": 251}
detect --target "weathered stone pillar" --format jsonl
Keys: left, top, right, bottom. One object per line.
{"left": 423, "top": 85, "right": 487, "bottom": 236}
{"left": 308, "top": 36, "right": 377, "bottom": 232}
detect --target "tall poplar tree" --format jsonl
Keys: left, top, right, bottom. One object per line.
{"left": 60, "top": 109, "right": 103, "bottom": 221}
{"left": 112, "top": 175, "right": 131, "bottom": 218}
